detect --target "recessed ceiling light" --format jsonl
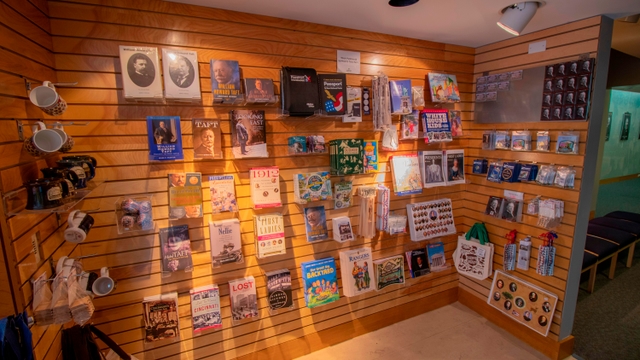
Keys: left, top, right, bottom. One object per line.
{"left": 389, "top": 0, "right": 419, "bottom": 7}
{"left": 497, "top": 2, "right": 544, "bottom": 36}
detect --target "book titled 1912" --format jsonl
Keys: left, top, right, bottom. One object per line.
{"left": 249, "top": 167, "right": 282, "bottom": 209}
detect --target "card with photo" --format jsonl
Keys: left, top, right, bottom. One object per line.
{"left": 162, "top": 48, "right": 201, "bottom": 100}
{"left": 579, "top": 59, "right": 593, "bottom": 74}
{"left": 577, "top": 90, "right": 589, "bottom": 105}
{"left": 555, "top": 63, "right": 567, "bottom": 77}
{"left": 553, "top": 93, "right": 564, "bottom": 106}
{"left": 566, "top": 77, "right": 577, "bottom": 90}
{"left": 543, "top": 79, "right": 553, "bottom": 92}
{"left": 501, "top": 199, "right": 520, "bottom": 222}
{"left": 541, "top": 107, "right": 551, "bottom": 120}
{"left": 485, "top": 197, "right": 503, "bottom": 218}
{"left": 575, "top": 105, "right": 587, "bottom": 120}
{"left": 568, "top": 61, "right": 579, "bottom": 75}
{"left": 552, "top": 107, "right": 563, "bottom": 120}
{"left": 578, "top": 75, "right": 590, "bottom": 89}
{"left": 542, "top": 94, "right": 552, "bottom": 107}
{"left": 475, "top": 93, "right": 486, "bottom": 102}
{"left": 554, "top": 78, "right": 566, "bottom": 92}
{"left": 119, "top": 46, "right": 163, "bottom": 100}
{"left": 244, "top": 78, "right": 276, "bottom": 103}
{"left": 485, "top": 92, "right": 497, "bottom": 101}
{"left": 564, "top": 92, "right": 576, "bottom": 105}
{"left": 545, "top": 65, "right": 554, "bottom": 79}
{"left": 487, "top": 74, "right": 499, "bottom": 83}
{"left": 487, "top": 83, "right": 498, "bottom": 92}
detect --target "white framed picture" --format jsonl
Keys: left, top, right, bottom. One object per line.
{"left": 162, "top": 48, "right": 201, "bottom": 101}
{"left": 119, "top": 45, "right": 163, "bottom": 101}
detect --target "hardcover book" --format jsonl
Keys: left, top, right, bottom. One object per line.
{"left": 119, "top": 46, "right": 163, "bottom": 100}
{"left": 244, "top": 78, "right": 276, "bottom": 103}
{"left": 374, "top": 255, "right": 405, "bottom": 290}
{"left": 407, "top": 248, "right": 430, "bottom": 278}
{"left": 445, "top": 150, "right": 465, "bottom": 185}
{"left": 329, "top": 139, "right": 364, "bottom": 175}
{"left": 162, "top": 48, "right": 201, "bottom": 101}
{"left": 230, "top": 110, "right": 268, "bottom": 158}
{"left": 401, "top": 111, "right": 420, "bottom": 140}
{"left": 293, "top": 172, "right": 332, "bottom": 204}
{"left": 209, "top": 219, "right": 243, "bottom": 266}
{"left": 426, "top": 242, "right": 447, "bottom": 271}
{"left": 254, "top": 213, "right": 286, "bottom": 258}
{"left": 143, "top": 292, "right": 180, "bottom": 342}
{"left": 389, "top": 79, "right": 412, "bottom": 114}
{"left": 390, "top": 154, "right": 423, "bottom": 196}
{"left": 340, "top": 247, "right": 375, "bottom": 297}
{"left": 192, "top": 119, "right": 222, "bottom": 159}
{"left": 209, "top": 175, "right": 237, "bottom": 213}
{"left": 190, "top": 285, "right": 222, "bottom": 333}
{"left": 343, "top": 86, "right": 362, "bottom": 123}
{"left": 419, "top": 150, "right": 446, "bottom": 188}
{"left": 427, "top": 73, "right": 460, "bottom": 103}
{"left": 265, "top": 269, "right": 293, "bottom": 311}
{"left": 304, "top": 206, "right": 329, "bottom": 242}
{"left": 210, "top": 59, "right": 241, "bottom": 103}
{"left": 363, "top": 140, "right": 379, "bottom": 173}
{"left": 249, "top": 167, "right": 282, "bottom": 209}
{"left": 147, "top": 116, "right": 184, "bottom": 161}
{"left": 168, "top": 172, "right": 203, "bottom": 220}
{"left": 159, "top": 225, "right": 193, "bottom": 274}
{"left": 318, "top": 73, "right": 346, "bottom": 115}
{"left": 229, "top": 276, "right": 259, "bottom": 321}
{"left": 332, "top": 216, "right": 354, "bottom": 242}
{"left": 421, "top": 109, "right": 452, "bottom": 143}
{"left": 301, "top": 257, "right": 339, "bottom": 308}
{"left": 333, "top": 181, "right": 353, "bottom": 209}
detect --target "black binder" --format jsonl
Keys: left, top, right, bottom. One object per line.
{"left": 281, "top": 67, "right": 319, "bottom": 116}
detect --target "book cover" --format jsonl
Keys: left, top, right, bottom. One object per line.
{"left": 209, "top": 219, "right": 243, "bottom": 265}
{"left": 265, "top": 269, "right": 293, "bottom": 311}
{"left": 229, "top": 276, "right": 259, "bottom": 321}
{"left": 332, "top": 216, "right": 354, "bottom": 242}
{"left": 421, "top": 109, "right": 452, "bottom": 143}
{"left": 409, "top": 249, "right": 430, "bottom": 278}
{"left": 401, "top": 111, "right": 420, "bottom": 140}
{"left": 445, "top": 150, "right": 465, "bottom": 185}
{"left": 288, "top": 136, "right": 307, "bottom": 154}
{"left": 230, "top": 110, "right": 268, "bottom": 158}
{"left": 293, "top": 172, "right": 332, "bottom": 204}
{"left": 343, "top": 86, "right": 362, "bottom": 123}
{"left": 147, "top": 116, "right": 184, "bottom": 161}
{"left": 426, "top": 242, "right": 447, "bottom": 271}
{"left": 192, "top": 119, "right": 222, "bottom": 159}
{"left": 249, "top": 167, "right": 282, "bottom": 209}
{"left": 162, "top": 48, "right": 201, "bottom": 100}
{"left": 427, "top": 73, "right": 460, "bottom": 103}
{"left": 389, "top": 79, "right": 412, "bottom": 114}
{"left": 340, "top": 247, "right": 375, "bottom": 297}
{"left": 329, "top": 139, "right": 364, "bottom": 175}
{"left": 301, "top": 258, "right": 339, "bottom": 308}
{"left": 449, "top": 110, "right": 463, "bottom": 137}
{"left": 334, "top": 181, "right": 353, "bottom": 209}
{"left": 119, "top": 46, "right": 163, "bottom": 100}
{"left": 304, "top": 206, "right": 329, "bottom": 242}
{"left": 143, "top": 292, "right": 179, "bottom": 342}
{"left": 485, "top": 196, "right": 504, "bottom": 218}
{"left": 159, "top": 225, "right": 193, "bottom": 273}
{"left": 419, "top": 150, "right": 445, "bottom": 188}
{"left": 254, "top": 213, "right": 286, "bottom": 258}
{"left": 210, "top": 59, "right": 241, "bottom": 103}
{"left": 374, "top": 255, "right": 405, "bottom": 290}
{"left": 390, "top": 154, "right": 423, "bottom": 196}
{"left": 318, "top": 74, "right": 346, "bottom": 115}
{"left": 168, "top": 172, "right": 202, "bottom": 219}
{"left": 209, "top": 175, "right": 237, "bottom": 213}
{"left": 190, "top": 285, "right": 222, "bottom": 333}
{"left": 281, "top": 67, "right": 319, "bottom": 116}
{"left": 244, "top": 78, "right": 276, "bottom": 103}
{"left": 363, "top": 140, "right": 379, "bottom": 173}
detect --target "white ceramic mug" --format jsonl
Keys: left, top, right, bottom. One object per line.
{"left": 29, "top": 81, "right": 67, "bottom": 116}
{"left": 92, "top": 267, "right": 116, "bottom": 296}
{"left": 23, "top": 121, "right": 64, "bottom": 157}
{"left": 51, "top": 123, "right": 74, "bottom": 152}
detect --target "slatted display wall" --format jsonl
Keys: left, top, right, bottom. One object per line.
{"left": 458, "top": 16, "right": 603, "bottom": 354}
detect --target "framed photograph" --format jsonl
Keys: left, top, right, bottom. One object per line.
{"left": 578, "top": 75, "right": 590, "bottom": 90}
{"left": 119, "top": 46, "right": 163, "bottom": 100}
{"left": 543, "top": 80, "right": 553, "bottom": 92}
{"left": 542, "top": 93, "right": 552, "bottom": 107}
{"left": 580, "top": 59, "right": 593, "bottom": 74}
{"left": 553, "top": 93, "right": 564, "bottom": 106}
{"left": 162, "top": 49, "right": 201, "bottom": 101}
{"left": 541, "top": 107, "right": 551, "bottom": 120}
{"left": 552, "top": 107, "right": 563, "bottom": 120}
{"left": 621, "top": 112, "right": 631, "bottom": 141}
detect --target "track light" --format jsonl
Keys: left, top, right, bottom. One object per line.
{"left": 497, "top": 2, "right": 540, "bottom": 36}
{"left": 388, "top": 0, "right": 419, "bottom": 7}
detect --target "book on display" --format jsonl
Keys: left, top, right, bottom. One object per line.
{"left": 374, "top": 255, "right": 405, "bottom": 290}
{"left": 229, "top": 276, "right": 259, "bottom": 321}
{"left": 339, "top": 247, "right": 375, "bottom": 297}
{"left": 190, "top": 285, "right": 222, "bottom": 333}
{"left": 209, "top": 219, "right": 243, "bottom": 266}
{"left": 293, "top": 172, "right": 332, "bottom": 204}
{"left": 249, "top": 167, "right": 282, "bottom": 209}
{"left": 390, "top": 154, "right": 423, "bottom": 196}
{"left": 168, "top": 172, "right": 203, "bottom": 220}
{"left": 265, "top": 269, "right": 293, "bottom": 311}
{"left": 301, "top": 257, "right": 339, "bottom": 308}
{"left": 209, "top": 175, "right": 238, "bottom": 213}
{"left": 254, "top": 213, "right": 286, "bottom": 258}
{"left": 142, "top": 292, "right": 180, "bottom": 342}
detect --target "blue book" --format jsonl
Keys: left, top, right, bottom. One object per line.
{"left": 301, "top": 257, "right": 339, "bottom": 308}
{"left": 147, "top": 116, "right": 184, "bottom": 161}
{"left": 303, "top": 206, "right": 329, "bottom": 242}
{"left": 389, "top": 79, "right": 412, "bottom": 114}
{"left": 426, "top": 242, "right": 447, "bottom": 271}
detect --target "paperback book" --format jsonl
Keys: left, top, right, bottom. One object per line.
{"left": 449, "top": 110, "right": 463, "bottom": 137}
{"left": 426, "top": 242, "right": 447, "bottom": 271}
{"left": 254, "top": 213, "right": 286, "bottom": 258}
{"left": 401, "top": 111, "right": 420, "bottom": 140}
{"left": 332, "top": 216, "right": 354, "bottom": 242}
{"left": 293, "top": 172, "right": 332, "bottom": 204}
{"left": 363, "top": 140, "right": 379, "bottom": 173}
{"left": 318, "top": 73, "right": 347, "bottom": 115}
{"left": 162, "top": 48, "right": 201, "bottom": 101}
{"left": 249, "top": 167, "right": 282, "bottom": 209}
{"left": 192, "top": 119, "right": 222, "bottom": 159}
{"left": 340, "top": 247, "right": 375, "bottom": 297}
{"left": 333, "top": 181, "right": 353, "bottom": 209}
{"left": 210, "top": 59, "right": 241, "bottom": 103}
{"left": 428, "top": 73, "right": 460, "bottom": 103}
{"left": 230, "top": 110, "right": 268, "bottom": 158}
{"left": 343, "top": 86, "right": 362, "bottom": 123}
{"left": 301, "top": 257, "right": 339, "bottom": 308}
{"left": 304, "top": 206, "right": 329, "bottom": 242}
{"left": 421, "top": 109, "right": 452, "bottom": 143}
{"left": 119, "top": 46, "right": 163, "bottom": 100}
{"left": 329, "top": 139, "right": 364, "bottom": 175}
{"left": 142, "top": 292, "right": 180, "bottom": 342}
{"left": 445, "top": 150, "right": 465, "bottom": 185}
{"left": 147, "top": 116, "right": 184, "bottom": 161}
{"left": 389, "top": 79, "right": 412, "bottom": 114}
{"left": 159, "top": 225, "right": 193, "bottom": 274}
{"left": 244, "top": 78, "right": 276, "bottom": 103}
{"left": 209, "top": 175, "right": 237, "bottom": 213}
{"left": 374, "top": 255, "right": 405, "bottom": 290}
{"left": 190, "top": 285, "right": 222, "bottom": 333}
{"left": 265, "top": 269, "right": 293, "bottom": 311}
{"left": 168, "top": 172, "right": 203, "bottom": 220}
{"left": 390, "top": 154, "right": 423, "bottom": 196}
{"left": 209, "top": 219, "right": 243, "bottom": 266}
{"left": 419, "top": 150, "right": 446, "bottom": 188}
{"left": 229, "top": 276, "right": 259, "bottom": 321}
{"left": 406, "top": 248, "right": 430, "bottom": 278}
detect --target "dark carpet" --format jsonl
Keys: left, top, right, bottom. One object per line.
{"left": 573, "top": 251, "right": 640, "bottom": 360}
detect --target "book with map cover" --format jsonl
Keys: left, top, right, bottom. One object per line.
{"left": 390, "top": 154, "right": 422, "bottom": 196}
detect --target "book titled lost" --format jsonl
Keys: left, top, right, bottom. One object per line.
{"left": 265, "top": 269, "right": 293, "bottom": 311}
{"left": 254, "top": 213, "right": 286, "bottom": 258}
{"left": 229, "top": 276, "right": 259, "bottom": 321}
{"left": 159, "top": 225, "right": 193, "bottom": 274}
{"left": 190, "top": 285, "right": 222, "bottom": 333}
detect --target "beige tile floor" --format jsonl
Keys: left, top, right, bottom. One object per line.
{"left": 295, "top": 302, "right": 555, "bottom": 360}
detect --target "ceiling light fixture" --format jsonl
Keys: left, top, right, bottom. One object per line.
{"left": 388, "top": 0, "right": 419, "bottom": 7}
{"left": 497, "top": 2, "right": 541, "bottom": 36}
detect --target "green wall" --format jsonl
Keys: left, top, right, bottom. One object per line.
{"left": 600, "top": 89, "right": 640, "bottom": 179}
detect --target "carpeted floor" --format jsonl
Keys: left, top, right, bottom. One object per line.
{"left": 573, "top": 251, "right": 640, "bottom": 359}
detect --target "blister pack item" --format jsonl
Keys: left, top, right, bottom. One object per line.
{"left": 494, "top": 131, "right": 511, "bottom": 150}
{"left": 527, "top": 196, "right": 541, "bottom": 215}
{"left": 537, "top": 199, "right": 564, "bottom": 229}
{"left": 536, "top": 131, "right": 550, "bottom": 151}
{"left": 556, "top": 133, "right": 579, "bottom": 154}
{"left": 518, "top": 163, "right": 538, "bottom": 182}
{"left": 482, "top": 131, "right": 496, "bottom": 150}
{"left": 473, "top": 159, "right": 488, "bottom": 174}
{"left": 554, "top": 166, "right": 576, "bottom": 189}
{"left": 412, "top": 86, "right": 425, "bottom": 107}
{"left": 501, "top": 162, "right": 521, "bottom": 183}
{"left": 487, "top": 162, "right": 503, "bottom": 183}
{"left": 536, "top": 165, "right": 557, "bottom": 185}
{"left": 511, "top": 131, "right": 531, "bottom": 151}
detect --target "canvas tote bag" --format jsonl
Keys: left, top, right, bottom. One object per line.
{"left": 453, "top": 223, "right": 494, "bottom": 280}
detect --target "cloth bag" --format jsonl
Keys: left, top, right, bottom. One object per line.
{"left": 62, "top": 325, "right": 136, "bottom": 360}
{"left": 453, "top": 223, "right": 494, "bottom": 280}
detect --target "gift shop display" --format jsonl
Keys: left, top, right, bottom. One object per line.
{"left": 373, "top": 255, "right": 405, "bottom": 290}
{"left": 116, "top": 195, "right": 155, "bottom": 234}
{"left": 426, "top": 242, "right": 447, "bottom": 272}
{"left": 421, "top": 109, "right": 452, "bottom": 143}
{"left": 293, "top": 172, "right": 332, "bottom": 204}
{"left": 162, "top": 48, "right": 201, "bottom": 101}
{"left": 318, "top": 73, "right": 346, "bottom": 115}
{"left": 192, "top": 119, "right": 222, "bottom": 159}
{"left": 210, "top": 59, "right": 242, "bottom": 103}
{"left": 343, "top": 86, "right": 362, "bottom": 123}
{"left": 339, "top": 247, "right": 375, "bottom": 297}
{"left": 405, "top": 248, "right": 430, "bottom": 278}
{"left": 389, "top": 79, "right": 412, "bottom": 115}
{"left": 390, "top": 154, "right": 422, "bottom": 196}
{"left": 281, "top": 67, "right": 319, "bottom": 116}
{"left": 332, "top": 216, "right": 354, "bottom": 242}
{"left": 401, "top": 111, "right": 420, "bottom": 140}
{"left": 329, "top": 139, "right": 364, "bottom": 175}
{"left": 406, "top": 199, "right": 456, "bottom": 241}
{"left": 119, "top": 46, "right": 163, "bottom": 101}
{"left": 333, "top": 181, "right": 352, "bottom": 209}
{"left": 427, "top": 73, "right": 460, "bottom": 103}
{"left": 254, "top": 213, "right": 286, "bottom": 258}
{"left": 454, "top": 223, "right": 493, "bottom": 281}
{"left": 244, "top": 78, "right": 277, "bottom": 103}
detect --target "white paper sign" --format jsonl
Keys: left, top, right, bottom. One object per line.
{"left": 337, "top": 50, "right": 360, "bottom": 74}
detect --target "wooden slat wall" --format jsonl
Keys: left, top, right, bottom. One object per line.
{"left": 0, "top": 0, "right": 477, "bottom": 359}
{"left": 459, "top": 17, "right": 603, "bottom": 342}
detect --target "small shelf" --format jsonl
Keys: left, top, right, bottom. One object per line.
{"left": 3, "top": 179, "right": 106, "bottom": 216}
